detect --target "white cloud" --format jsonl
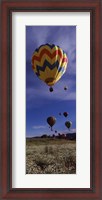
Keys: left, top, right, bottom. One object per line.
{"left": 62, "top": 128, "right": 76, "bottom": 133}
{"left": 69, "top": 128, "right": 76, "bottom": 133}
{"left": 32, "top": 125, "right": 46, "bottom": 129}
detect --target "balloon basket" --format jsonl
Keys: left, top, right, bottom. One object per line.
{"left": 49, "top": 87, "right": 53, "bottom": 92}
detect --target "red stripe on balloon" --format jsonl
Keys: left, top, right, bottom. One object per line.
{"left": 32, "top": 49, "right": 63, "bottom": 64}
{"left": 62, "top": 57, "right": 68, "bottom": 63}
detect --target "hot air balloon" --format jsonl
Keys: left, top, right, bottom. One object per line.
{"left": 63, "top": 112, "right": 68, "bottom": 117}
{"left": 65, "top": 121, "right": 72, "bottom": 129}
{"left": 59, "top": 112, "right": 61, "bottom": 116}
{"left": 32, "top": 44, "right": 68, "bottom": 92}
{"left": 64, "top": 86, "right": 68, "bottom": 90}
{"left": 47, "top": 116, "right": 56, "bottom": 131}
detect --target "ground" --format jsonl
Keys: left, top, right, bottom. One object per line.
{"left": 26, "top": 138, "right": 76, "bottom": 174}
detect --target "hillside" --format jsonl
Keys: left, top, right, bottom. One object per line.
{"left": 26, "top": 138, "right": 76, "bottom": 174}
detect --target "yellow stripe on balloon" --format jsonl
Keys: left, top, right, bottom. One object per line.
{"left": 39, "top": 66, "right": 58, "bottom": 81}
{"left": 54, "top": 72, "right": 62, "bottom": 83}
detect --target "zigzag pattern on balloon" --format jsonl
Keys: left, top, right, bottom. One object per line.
{"left": 35, "top": 43, "right": 56, "bottom": 52}
{"left": 34, "top": 60, "right": 67, "bottom": 77}
{"left": 32, "top": 56, "right": 67, "bottom": 74}
{"left": 38, "top": 62, "right": 67, "bottom": 85}
{"left": 32, "top": 43, "right": 67, "bottom": 57}
{"left": 32, "top": 54, "right": 63, "bottom": 71}
{"left": 34, "top": 44, "right": 61, "bottom": 56}
{"left": 32, "top": 58, "right": 67, "bottom": 73}
{"left": 32, "top": 48, "right": 67, "bottom": 67}
{"left": 39, "top": 67, "right": 63, "bottom": 86}
{"left": 32, "top": 45, "right": 62, "bottom": 56}
{"left": 38, "top": 66, "right": 59, "bottom": 81}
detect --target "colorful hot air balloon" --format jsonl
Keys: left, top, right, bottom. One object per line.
{"left": 63, "top": 112, "right": 68, "bottom": 117}
{"left": 47, "top": 116, "right": 56, "bottom": 131}
{"left": 65, "top": 121, "right": 72, "bottom": 129}
{"left": 32, "top": 44, "right": 68, "bottom": 91}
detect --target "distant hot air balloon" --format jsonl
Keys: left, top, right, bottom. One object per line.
{"left": 63, "top": 112, "right": 68, "bottom": 117}
{"left": 64, "top": 86, "right": 68, "bottom": 90}
{"left": 59, "top": 112, "right": 61, "bottom": 116}
{"left": 32, "top": 43, "right": 68, "bottom": 92}
{"left": 47, "top": 116, "right": 56, "bottom": 131}
{"left": 65, "top": 121, "right": 72, "bottom": 129}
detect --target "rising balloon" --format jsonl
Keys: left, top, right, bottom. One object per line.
{"left": 47, "top": 116, "right": 56, "bottom": 131}
{"left": 65, "top": 121, "right": 72, "bottom": 129}
{"left": 32, "top": 43, "right": 68, "bottom": 91}
{"left": 63, "top": 112, "right": 68, "bottom": 117}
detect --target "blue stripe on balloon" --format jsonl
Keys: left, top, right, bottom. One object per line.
{"left": 45, "top": 44, "right": 55, "bottom": 48}
{"left": 35, "top": 60, "right": 59, "bottom": 76}
{"left": 35, "top": 59, "right": 65, "bottom": 77}
{"left": 35, "top": 43, "right": 56, "bottom": 52}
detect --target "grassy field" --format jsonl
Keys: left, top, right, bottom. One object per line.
{"left": 26, "top": 138, "right": 76, "bottom": 174}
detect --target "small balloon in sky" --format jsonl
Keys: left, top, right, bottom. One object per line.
{"left": 64, "top": 86, "right": 68, "bottom": 90}
{"left": 47, "top": 116, "right": 56, "bottom": 131}
{"left": 63, "top": 112, "right": 68, "bottom": 117}
{"left": 65, "top": 121, "right": 72, "bottom": 129}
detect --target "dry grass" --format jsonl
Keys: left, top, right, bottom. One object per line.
{"left": 26, "top": 138, "right": 76, "bottom": 174}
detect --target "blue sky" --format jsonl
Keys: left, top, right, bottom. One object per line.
{"left": 26, "top": 26, "right": 76, "bottom": 137}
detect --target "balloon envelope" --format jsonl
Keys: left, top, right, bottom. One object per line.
{"left": 65, "top": 121, "right": 72, "bottom": 129}
{"left": 32, "top": 43, "right": 68, "bottom": 86}
{"left": 47, "top": 116, "right": 56, "bottom": 128}
{"left": 63, "top": 112, "right": 68, "bottom": 117}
